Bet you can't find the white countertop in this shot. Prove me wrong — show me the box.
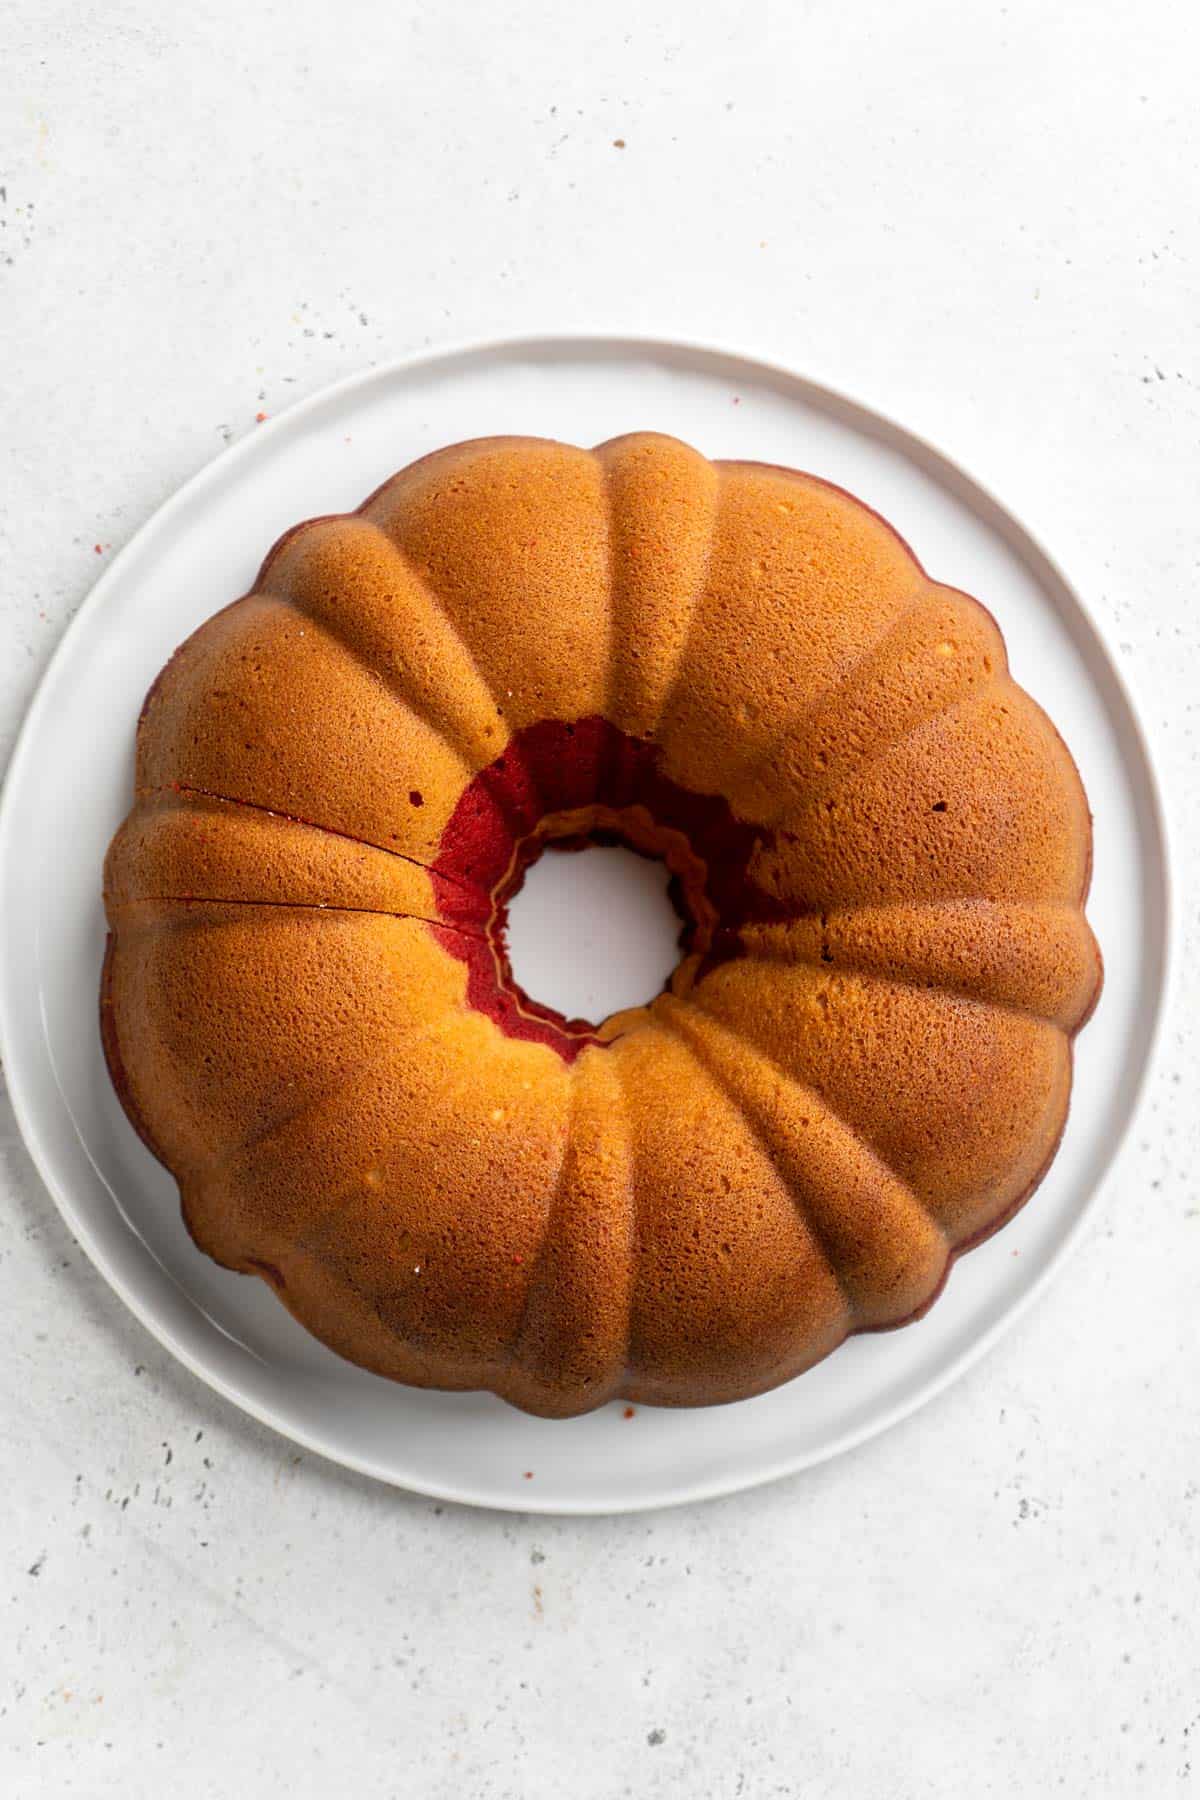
[2,3,1197,1793]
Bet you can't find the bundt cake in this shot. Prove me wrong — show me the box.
[101,432,1102,1418]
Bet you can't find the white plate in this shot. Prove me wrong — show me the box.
[0,335,1172,1514]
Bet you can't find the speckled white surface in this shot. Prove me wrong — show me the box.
[1,2,1196,1793]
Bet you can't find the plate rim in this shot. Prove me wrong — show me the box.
[0,330,1177,1514]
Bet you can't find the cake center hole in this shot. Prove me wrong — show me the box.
[505,844,681,1025]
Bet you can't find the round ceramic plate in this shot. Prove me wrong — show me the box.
[0,335,1171,1514]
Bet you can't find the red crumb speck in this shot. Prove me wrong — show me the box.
[623,1406,635,1420]
[512,1254,524,1266]
[93,544,103,554]
[732,396,741,406]
[255,411,268,423]
[522,1470,533,1480]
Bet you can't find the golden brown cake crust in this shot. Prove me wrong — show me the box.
[101,432,1102,1418]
